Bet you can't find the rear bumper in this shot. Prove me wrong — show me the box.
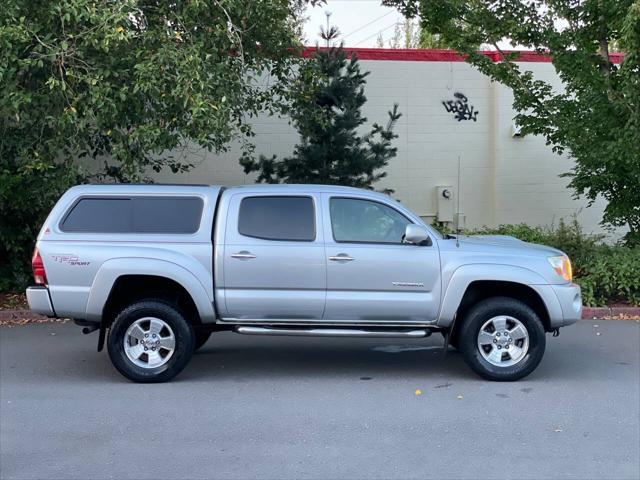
[26,286,56,317]
[551,282,582,326]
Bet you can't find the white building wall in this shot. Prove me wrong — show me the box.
[153,55,609,235]
[491,63,608,232]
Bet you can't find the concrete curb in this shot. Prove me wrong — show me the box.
[581,306,640,319]
[2,307,639,323]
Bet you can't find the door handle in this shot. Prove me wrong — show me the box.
[329,254,354,262]
[231,251,256,259]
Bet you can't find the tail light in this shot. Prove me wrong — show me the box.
[31,248,48,285]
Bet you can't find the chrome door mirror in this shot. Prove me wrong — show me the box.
[404,224,431,245]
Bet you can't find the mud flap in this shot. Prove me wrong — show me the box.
[441,330,451,358]
[97,322,107,352]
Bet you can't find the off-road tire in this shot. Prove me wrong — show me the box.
[459,297,546,381]
[107,300,195,383]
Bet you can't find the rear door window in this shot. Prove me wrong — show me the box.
[60,197,203,234]
[238,196,315,241]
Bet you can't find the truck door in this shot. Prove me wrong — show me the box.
[220,193,326,320]
[322,194,441,323]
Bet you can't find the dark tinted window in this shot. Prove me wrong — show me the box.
[61,198,132,232]
[61,197,203,233]
[132,197,202,233]
[330,197,411,243]
[238,196,315,241]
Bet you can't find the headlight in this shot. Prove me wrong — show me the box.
[548,255,572,281]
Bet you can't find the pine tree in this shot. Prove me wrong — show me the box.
[241,28,401,189]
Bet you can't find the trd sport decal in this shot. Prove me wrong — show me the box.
[51,254,91,266]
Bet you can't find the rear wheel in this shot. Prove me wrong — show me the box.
[459,297,546,381]
[107,300,195,383]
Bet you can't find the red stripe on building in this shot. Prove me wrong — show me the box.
[302,47,624,64]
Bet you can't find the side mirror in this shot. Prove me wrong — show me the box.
[404,224,431,245]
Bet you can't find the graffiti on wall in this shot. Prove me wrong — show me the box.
[442,92,479,122]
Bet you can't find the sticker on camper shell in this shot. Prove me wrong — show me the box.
[51,254,91,266]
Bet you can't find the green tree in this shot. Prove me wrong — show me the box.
[385,19,449,49]
[241,28,402,188]
[385,0,640,244]
[417,27,449,49]
[389,20,420,48]
[0,0,310,289]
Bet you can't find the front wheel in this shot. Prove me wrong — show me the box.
[107,300,195,383]
[459,297,546,381]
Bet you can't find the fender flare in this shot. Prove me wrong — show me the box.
[85,257,216,324]
[437,263,554,328]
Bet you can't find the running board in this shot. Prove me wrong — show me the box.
[234,326,430,338]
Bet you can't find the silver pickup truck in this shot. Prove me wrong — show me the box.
[26,184,582,382]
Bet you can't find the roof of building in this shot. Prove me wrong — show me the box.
[302,47,624,64]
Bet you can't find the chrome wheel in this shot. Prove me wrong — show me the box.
[123,317,175,369]
[477,316,529,367]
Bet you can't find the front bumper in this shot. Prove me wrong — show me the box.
[26,286,56,317]
[550,282,582,326]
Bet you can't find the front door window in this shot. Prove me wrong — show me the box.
[330,197,411,244]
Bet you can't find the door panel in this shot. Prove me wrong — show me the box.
[221,193,326,320]
[322,194,441,322]
[223,243,326,319]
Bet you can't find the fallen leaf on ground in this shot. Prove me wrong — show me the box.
[602,313,640,320]
[415,389,422,395]
[0,293,29,310]
[0,318,69,327]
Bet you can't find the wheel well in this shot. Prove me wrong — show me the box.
[451,281,551,338]
[101,275,201,327]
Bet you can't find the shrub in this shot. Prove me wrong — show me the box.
[0,163,82,291]
[577,246,640,306]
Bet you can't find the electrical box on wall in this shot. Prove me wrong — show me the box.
[511,122,523,137]
[436,185,454,223]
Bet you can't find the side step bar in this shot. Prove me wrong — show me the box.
[234,326,430,338]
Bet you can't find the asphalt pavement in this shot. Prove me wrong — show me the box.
[1,320,639,480]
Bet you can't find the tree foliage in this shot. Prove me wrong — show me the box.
[241,28,402,188]
[380,19,450,49]
[389,20,421,48]
[385,0,640,244]
[0,0,308,289]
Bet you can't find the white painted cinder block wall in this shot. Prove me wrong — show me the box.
[153,53,609,235]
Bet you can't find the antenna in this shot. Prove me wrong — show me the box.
[325,11,332,47]
[456,154,461,248]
